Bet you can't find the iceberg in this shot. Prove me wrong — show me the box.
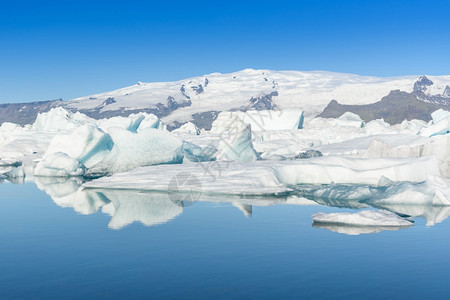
[211,109,304,132]
[364,134,450,177]
[0,159,25,180]
[431,109,450,125]
[33,107,93,132]
[308,113,364,129]
[137,113,165,132]
[420,115,450,137]
[35,152,86,177]
[273,156,440,185]
[86,127,183,177]
[400,119,428,135]
[84,156,440,195]
[215,120,258,162]
[172,122,201,135]
[364,119,395,135]
[84,161,290,196]
[43,124,114,169]
[181,141,216,163]
[96,112,164,133]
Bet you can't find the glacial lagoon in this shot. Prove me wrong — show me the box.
[1,179,450,299]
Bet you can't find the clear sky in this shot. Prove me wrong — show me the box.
[1,0,449,103]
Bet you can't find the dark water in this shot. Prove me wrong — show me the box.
[1,180,450,299]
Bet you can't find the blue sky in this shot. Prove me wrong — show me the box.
[1,0,449,103]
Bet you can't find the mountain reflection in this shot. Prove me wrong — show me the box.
[29,177,450,234]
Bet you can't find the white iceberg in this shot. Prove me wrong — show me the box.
[33,107,94,132]
[431,109,450,125]
[84,156,440,195]
[308,113,364,129]
[0,164,25,180]
[399,119,428,135]
[364,119,395,135]
[211,109,304,132]
[364,134,450,177]
[96,112,164,133]
[273,156,439,185]
[86,127,183,176]
[43,124,113,169]
[215,120,258,162]
[35,152,86,177]
[420,110,450,137]
[172,122,200,135]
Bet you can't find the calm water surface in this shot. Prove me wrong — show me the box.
[1,180,450,299]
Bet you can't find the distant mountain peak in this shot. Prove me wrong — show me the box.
[413,75,434,92]
[444,86,450,97]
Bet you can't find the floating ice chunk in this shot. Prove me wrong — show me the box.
[84,157,439,195]
[365,139,423,159]
[420,115,450,137]
[0,165,25,179]
[84,161,290,196]
[312,210,413,227]
[364,119,395,135]
[0,158,22,167]
[211,109,304,132]
[172,122,200,135]
[86,127,183,177]
[35,152,86,177]
[216,120,258,162]
[97,114,144,132]
[308,115,364,129]
[400,119,428,135]
[372,176,449,206]
[274,156,440,185]
[33,107,93,132]
[44,124,114,168]
[182,141,216,163]
[371,182,433,205]
[137,113,165,132]
[339,112,363,122]
[427,175,450,206]
[431,109,450,125]
[364,134,450,177]
[96,113,163,133]
[0,122,22,133]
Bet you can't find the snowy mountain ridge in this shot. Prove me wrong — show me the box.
[64,69,450,123]
[1,69,450,127]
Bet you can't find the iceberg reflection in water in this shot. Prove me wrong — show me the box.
[29,176,450,234]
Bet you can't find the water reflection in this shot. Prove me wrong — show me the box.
[312,223,411,236]
[25,177,450,234]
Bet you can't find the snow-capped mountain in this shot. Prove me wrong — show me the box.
[1,69,450,127]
